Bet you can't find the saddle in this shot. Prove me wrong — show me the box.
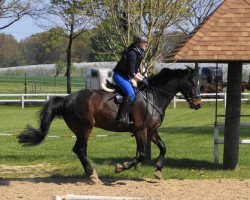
[101,80,126,104]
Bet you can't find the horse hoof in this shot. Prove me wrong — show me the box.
[115,163,124,173]
[89,176,102,185]
[154,170,162,179]
[89,170,102,185]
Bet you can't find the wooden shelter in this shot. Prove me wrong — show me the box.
[165,0,250,169]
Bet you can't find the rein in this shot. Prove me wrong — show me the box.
[147,85,177,97]
[139,73,199,114]
[137,89,165,116]
[136,83,177,117]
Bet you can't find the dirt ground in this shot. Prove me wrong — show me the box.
[0,178,249,200]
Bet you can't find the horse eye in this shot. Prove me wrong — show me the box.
[190,78,196,85]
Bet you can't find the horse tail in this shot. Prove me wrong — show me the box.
[17,96,65,147]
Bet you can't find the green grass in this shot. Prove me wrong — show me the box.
[0,75,85,93]
[0,103,249,180]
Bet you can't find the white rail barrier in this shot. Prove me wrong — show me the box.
[173,93,250,108]
[214,122,250,165]
[0,94,68,108]
[53,194,142,200]
[0,93,249,109]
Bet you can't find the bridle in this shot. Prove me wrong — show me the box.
[146,74,200,102]
[184,75,201,109]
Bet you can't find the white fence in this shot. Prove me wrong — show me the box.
[0,94,68,108]
[0,93,249,109]
[214,122,250,164]
[173,93,250,108]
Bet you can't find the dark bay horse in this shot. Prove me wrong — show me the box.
[18,67,201,183]
[242,81,250,93]
[200,82,227,93]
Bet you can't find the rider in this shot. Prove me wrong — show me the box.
[113,34,148,127]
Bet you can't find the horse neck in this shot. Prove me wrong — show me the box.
[149,75,185,111]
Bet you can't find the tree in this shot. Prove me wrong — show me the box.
[21,28,67,65]
[0,33,24,67]
[175,0,223,33]
[173,0,223,70]
[55,60,66,76]
[89,28,115,62]
[71,31,91,62]
[0,0,38,30]
[90,0,192,74]
[41,0,94,94]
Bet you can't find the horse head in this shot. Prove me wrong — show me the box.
[180,67,202,110]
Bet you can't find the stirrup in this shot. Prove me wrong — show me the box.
[115,117,133,127]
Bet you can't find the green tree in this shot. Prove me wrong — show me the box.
[89,27,115,62]
[176,0,223,33]
[71,31,91,62]
[41,0,95,94]
[91,0,192,73]
[0,34,24,67]
[55,60,66,76]
[21,28,67,65]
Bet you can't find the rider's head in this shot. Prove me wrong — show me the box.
[133,34,148,51]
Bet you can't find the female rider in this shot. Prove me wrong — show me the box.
[113,34,148,127]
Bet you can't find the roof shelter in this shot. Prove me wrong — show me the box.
[165,0,250,169]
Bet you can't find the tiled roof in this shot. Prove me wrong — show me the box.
[165,0,250,62]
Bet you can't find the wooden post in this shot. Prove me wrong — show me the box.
[24,73,27,95]
[223,62,242,169]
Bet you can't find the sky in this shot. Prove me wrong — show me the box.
[0,16,44,41]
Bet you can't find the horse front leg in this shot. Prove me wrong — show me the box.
[151,130,166,179]
[115,129,147,173]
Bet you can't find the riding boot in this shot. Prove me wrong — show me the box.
[115,97,133,127]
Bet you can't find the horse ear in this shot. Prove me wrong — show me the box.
[185,65,193,73]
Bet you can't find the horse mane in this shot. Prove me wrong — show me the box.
[148,68,189,86]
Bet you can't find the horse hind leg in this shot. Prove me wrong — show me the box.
[72,128,101,184]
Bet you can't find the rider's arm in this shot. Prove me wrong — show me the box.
[127,50,144,83]
[126,51,137,78]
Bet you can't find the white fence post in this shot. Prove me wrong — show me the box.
[173,96,176,109]
[21,94,24,108]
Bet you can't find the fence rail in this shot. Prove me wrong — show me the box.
[214,122,250,164]
[0,94,68,108]
[0,93,249,108]
[173,93,250,108]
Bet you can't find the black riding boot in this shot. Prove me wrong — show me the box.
[115,97,133,127]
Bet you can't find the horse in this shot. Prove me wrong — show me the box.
[200,82,227,93]
[17,67,201,183]
[241,81,250,93]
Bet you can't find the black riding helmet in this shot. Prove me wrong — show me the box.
[133,34,148,43]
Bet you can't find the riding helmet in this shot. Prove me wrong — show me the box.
[133,34,148,43]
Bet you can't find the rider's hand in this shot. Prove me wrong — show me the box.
[130,78,137,87]
[134,72,144,81]
[141,78,149,86]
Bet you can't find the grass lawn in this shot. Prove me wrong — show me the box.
[0,102,249,180]
[0,75,85,94]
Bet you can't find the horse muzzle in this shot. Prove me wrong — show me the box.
[188,97,202,110]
